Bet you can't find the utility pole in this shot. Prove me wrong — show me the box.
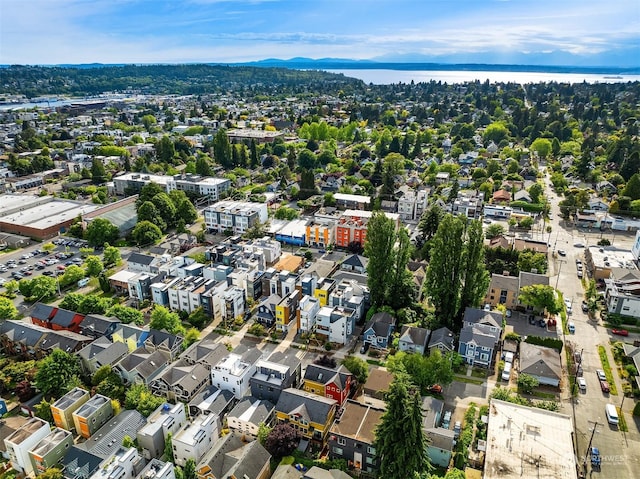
[554,259,566,289]
[572,348,583,395]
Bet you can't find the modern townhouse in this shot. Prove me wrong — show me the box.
[28,428,74,475]
[113,347,171,386]
[227,397,275,440]
[210,347,262,399]
[275,290,300,333]
[203,201,268,235]
[137,403,187,460]
[72,394,114,439]
[88,447,144,479]
[296,294,320,334]
[172,414,218,467]
[50,387,90,432]
[314,305,356,345]
[78,314,121,340]
[135,459,175,479]
[4,417,51,475]
[249,352,302,404]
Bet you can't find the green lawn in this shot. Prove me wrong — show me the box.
[597,345,618,396]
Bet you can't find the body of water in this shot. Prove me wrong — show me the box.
[328,69,640,85]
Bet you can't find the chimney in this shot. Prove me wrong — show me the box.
[503,271,509,276]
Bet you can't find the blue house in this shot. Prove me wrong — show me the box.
[362,312,396,350]
[458,307,502,368]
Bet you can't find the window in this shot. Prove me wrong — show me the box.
[337,437,346,446]
[480,353,489,361]
[367,446,376,454]
[333,447,343,455]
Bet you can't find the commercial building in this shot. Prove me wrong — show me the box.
[585,245,638,280]
[484,400,576,479]
[111,173,230,199]
[604,268,640,318]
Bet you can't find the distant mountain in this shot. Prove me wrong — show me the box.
[236,56,640,75]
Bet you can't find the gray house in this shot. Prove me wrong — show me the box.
[327,400,383,475]
[427,327,455,355]
[519,342,562,388]
[458,307,502,368]
[113,347,171,386]
[149,360,210,403]
[398,325,430,354]
[249,351,301,404]
[78,314,121,340]
[76,337,129,375]
[227,397,275,440]
[136,403,187,460]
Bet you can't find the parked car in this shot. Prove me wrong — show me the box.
[581,301,589,313]
[590,447,601,468]
[442,411,452,429]
[574,242,585,248]
[428,384,443,394]
[577,377,587,392]
[558,250,567,256]
[600,380,610,393]
[611,329,629,336]
[359,343,370,354]
[453,421,461,438]
[596,369,606,381]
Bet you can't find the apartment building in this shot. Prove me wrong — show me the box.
[203,201,268,235]
[397,189,429,221]
[249,352,302,404]
[335,210,399,248]
[227,398,275,440]
[296,294,320,334]
[112,172,230,199]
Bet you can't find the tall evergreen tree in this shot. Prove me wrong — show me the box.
[387,227,414,310]
[425,214,465,329]
[250,139,259,168]
[365,212,396,308]
[459,220,490,317]
[213,128,232,168]
[374,372,430,479]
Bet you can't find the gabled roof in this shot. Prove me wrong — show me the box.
[519,342,562,380]
[362,367,394,394]
[228,397,275,425]
[488,273,519,292]
[127,252,155,265]
[152,360,209,391]
[31,303,56,322]
[428,327,454,349]
[303,364,352,389]
[399,325,430,347]
[459,323,501,349]
[61,446,103,479]
[462,307,502,329]
[197,432,270,479]
[77,337,128,365]
[330,400,383,444]
[365,312,395,337]
[341,254,368,269]
[188,385,235,416]
[81,314,121,335]
[275,388,337,425]
[180,339,227,368]
[0,320,48,347]
[146,328,183,351]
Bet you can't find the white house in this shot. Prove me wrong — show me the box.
[315,305,356,345]
[137,403,187,460]
[90,448,142,479]
[4,418,50,475]
[172,414,218,467]
[297,295,320,334]
[211,349,262,399]
[226,398,275,440]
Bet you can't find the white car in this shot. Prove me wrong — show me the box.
[577,377,587,392]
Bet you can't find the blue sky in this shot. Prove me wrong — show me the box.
[1,0,639,67]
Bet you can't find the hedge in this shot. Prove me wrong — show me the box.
[524,335,563,352]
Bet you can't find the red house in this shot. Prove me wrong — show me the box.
[31,303,86,333]
[302,364,354,406]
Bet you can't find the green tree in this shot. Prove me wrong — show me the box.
[152,193,178,229]
[387,227,414,310]
[182,459,196,479]
[374,372,430,479]
[137,201,166,231]
[42,242,56,253]
[19,276,58,302]
[91,158,107,183]
[156,136,175,163]
[213,129,232,168]
[483,122,509,144]
[39,468,63,479]
[35,349,82,398]
[0,297,18,319]
[459,220,490,314]
[297,149,318,169]
[341,356,369,385]
[485,223,505,239]
[257,422,272,446]
[519,285,562,315]
[517,250,548,274]
[106,304,144,325]
[34,398,55,423]
[103,245,122,266]
[125,383,165,417]
[173,195,198,224]
[84,255,104,277]
[85,218,120,247]
[195,154,213,176]
[386,349,454,393]
[365,212,396,308]
[425,214,465,329]
[164,433,174,463]
[622,173,640,200]
[183,328,200,349]
[530,138,552,158]
[418,204,443,241]
[274,206,299,220]
[59,264,86,288]
[137,182,165,207]
[3,279,18,297]
[92,365,126,403]
[150,305,185,335]
[517,373,540,394]
[132,220,163,246]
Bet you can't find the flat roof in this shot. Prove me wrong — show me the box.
[484,399,576,479]
[587,245,637,270]
[0,199,99,229]
[0,194,49,217]
[334,193,371,204]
